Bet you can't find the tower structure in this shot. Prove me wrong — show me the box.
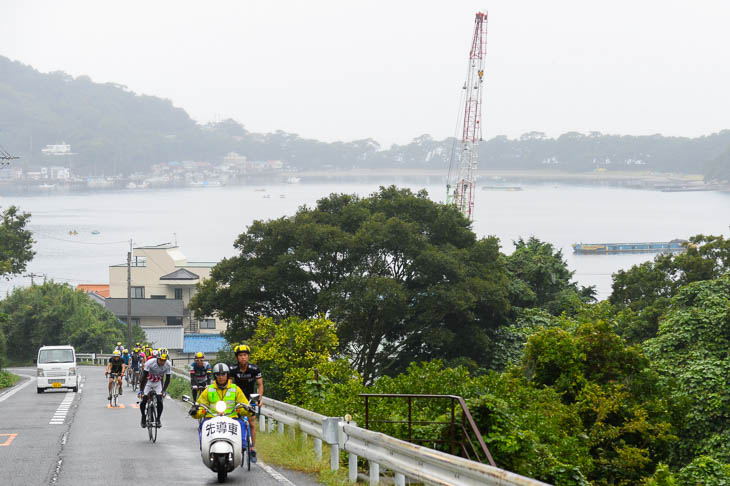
[446,11,488,220]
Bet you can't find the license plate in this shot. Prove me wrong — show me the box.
[51,382,62,388]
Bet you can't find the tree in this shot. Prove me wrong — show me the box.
[0,206,34,278]
[506,237,595,315]
[610,234,730,343]
[192,186,512,383]
[249,315,343,403]
[518,319,675,484]
[643,276,730,464]
[0,282,145,363]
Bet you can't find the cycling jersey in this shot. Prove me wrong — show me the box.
[129,353,142,370]
[144,358,171,383]
[108,357,124,374]
[190,361,212,386]
[121,354,130,365]
[229,363,262,398]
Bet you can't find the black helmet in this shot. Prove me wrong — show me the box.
[212,363,230,376]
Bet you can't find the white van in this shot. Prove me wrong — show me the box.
[36,345,79,393]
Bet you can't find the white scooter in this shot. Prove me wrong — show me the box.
[182,394,258,483]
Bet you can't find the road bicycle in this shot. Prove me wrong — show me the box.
[131,368,140,392]
[144,390,161,443]
[107,373,121,407]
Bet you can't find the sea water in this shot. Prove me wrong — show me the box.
[1,183,728,300]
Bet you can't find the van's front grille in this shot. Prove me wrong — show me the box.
[45,371,67,377]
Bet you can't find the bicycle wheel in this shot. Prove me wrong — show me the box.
[131,372,137,392]
[147,398,157,442]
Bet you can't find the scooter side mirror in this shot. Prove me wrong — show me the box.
[181,395,192,403]
[249,393,260,401]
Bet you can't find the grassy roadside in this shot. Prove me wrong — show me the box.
[0,370,21,390]
[257,430,367,486]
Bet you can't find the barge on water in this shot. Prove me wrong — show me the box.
[572,239,688,255]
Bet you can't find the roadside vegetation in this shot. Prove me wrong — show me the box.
[0,370,20,390]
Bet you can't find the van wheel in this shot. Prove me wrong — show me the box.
[72,386,78,393]
[37,387,44,394]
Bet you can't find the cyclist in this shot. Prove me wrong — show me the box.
[138,352,171,428]
[188,363,254,455]
[113,341,124,354]
[121,349,131,383]
[189,352,212,402]
[105,350,126,400]
[229,344,263,462]
[129,347,143,385]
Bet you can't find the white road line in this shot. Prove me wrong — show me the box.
[0,375,34,403]
[49,391,75,424]
[258,460,297,486]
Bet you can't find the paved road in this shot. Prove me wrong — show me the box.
[0,366,322,485]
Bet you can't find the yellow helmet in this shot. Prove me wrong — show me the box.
[194,352,205,359]
[158,353,168,361]
[234,344,251,355]
[113,350,121,356]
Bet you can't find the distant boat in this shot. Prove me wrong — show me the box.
[90,230,101,235]
[68,230,78,236]
[286,176,301,184]
[572,239,688,255]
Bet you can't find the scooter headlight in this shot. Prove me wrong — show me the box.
[215,400,227,414]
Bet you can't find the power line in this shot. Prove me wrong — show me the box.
[31,230,129,245]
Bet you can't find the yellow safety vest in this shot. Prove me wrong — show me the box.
[206,383,239,417]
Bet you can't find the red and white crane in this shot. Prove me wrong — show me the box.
[446,11,488,221]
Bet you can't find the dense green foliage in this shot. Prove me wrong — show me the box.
[0,282,145,364]
[2,56,729,178]
[192,186,514,383]
[0,370,19,389]
[0,205,34,278]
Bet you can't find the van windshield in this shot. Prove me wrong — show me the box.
[38,349,74,364]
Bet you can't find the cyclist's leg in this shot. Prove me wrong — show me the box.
[117,376,123,395]
[250,415,257,449]
[140,391,148,427]
[156,393,164,424]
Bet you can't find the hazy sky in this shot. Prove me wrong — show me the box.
[3,1,730,148]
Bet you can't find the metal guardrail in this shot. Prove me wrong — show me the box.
[163,369,549,485]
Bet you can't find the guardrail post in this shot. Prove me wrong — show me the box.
[260,415,266,432]
[394,472,405,486]
[277,422,284,435]
[330,443,339,471]
[348,452,358,483]
[369,461,379,485]
[302,431,308,443]
[314,438,322,459]
[268,418,275,433]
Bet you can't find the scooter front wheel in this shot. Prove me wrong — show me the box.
[216,454,228,483]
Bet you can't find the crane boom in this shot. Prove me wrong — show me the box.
[446,11,488,221]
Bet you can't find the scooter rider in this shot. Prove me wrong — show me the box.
[189,352,212,402]
[138,352,171,428]
[188,363,253,451]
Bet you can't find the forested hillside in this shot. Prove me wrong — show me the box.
[1,56,729,180]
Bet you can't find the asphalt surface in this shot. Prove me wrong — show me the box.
[0,366,323,485]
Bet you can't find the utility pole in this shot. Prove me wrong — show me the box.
[127,239,132,351]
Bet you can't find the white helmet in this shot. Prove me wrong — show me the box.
[212,363,230,376]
